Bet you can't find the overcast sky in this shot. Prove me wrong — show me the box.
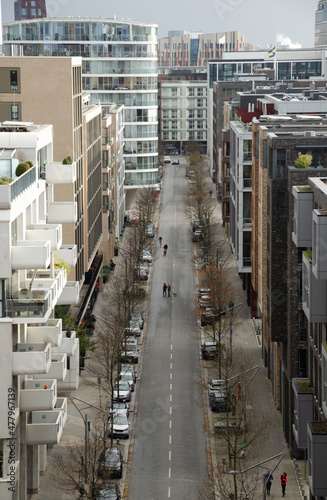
[1,0,318,49]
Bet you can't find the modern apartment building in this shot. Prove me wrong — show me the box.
[3,17,159,197]
[14,0,47,20]
[158,30,258,69]
[315,0,327,48]
[0,57,104,324]
[0,122,80,498]
[159,73,207,154]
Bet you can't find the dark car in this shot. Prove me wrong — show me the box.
[201,341,219,360]
[120,343,139,364]
[172,159,180,165]
[192,230,203,242]
[97,483,121,499]
[98,447,123,479]
[201,308,219,326]
[192,220,202,232]
[210,392,228,412]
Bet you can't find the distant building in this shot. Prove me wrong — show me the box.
[14,0,47,20]
[158,71,207,154]
[158,31,258,69]
[315,0,327,48]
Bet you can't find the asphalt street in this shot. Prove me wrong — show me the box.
[128,159,207,499]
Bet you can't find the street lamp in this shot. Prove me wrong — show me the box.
[229,301,234,363]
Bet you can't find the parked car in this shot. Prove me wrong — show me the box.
[131,313,144,329]
[120,343,139,364]
[192,230,203,242]
[120,364,137,382]
[136,268,148,281]
[140,250,152,262]
[125,320,141,337]
[201,342,219,360]
[138,262,149,275]
[201,308,219,326]
[113,382,131,402]
[192,220,202,232]
[109,402,129,418]
[164,156,171,163]
[98,447,123,479]
[119,371,135,391]
[172,159,180,165]
[210,393,228,412]
[110,414,130,439]
[208,379,226,397]
[97,483,121,499]
[145,222,155,238]
[198,293,211,308]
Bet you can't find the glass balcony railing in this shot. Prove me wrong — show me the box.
[6,290,51,320]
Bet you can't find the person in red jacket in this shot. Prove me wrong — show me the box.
[280,472,288,497]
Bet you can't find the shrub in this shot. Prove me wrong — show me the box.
[15,162,30,177]
[295,154,312,169]
[0,177,13,185]
[62,156,73,165]
[26,160,34,168]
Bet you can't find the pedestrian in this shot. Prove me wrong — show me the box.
[280,472,287,497]
[209,190,213,198]
[163,283,167,297]
[265,471,273,495]
[163,243,168,256]
[167,283,171,297]
[159,236,162,247]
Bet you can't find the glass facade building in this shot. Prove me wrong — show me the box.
[315,0,327,48]
[3,18,159,187]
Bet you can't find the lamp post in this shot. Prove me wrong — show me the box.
[229,301,234,363]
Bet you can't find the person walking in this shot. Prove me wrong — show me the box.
[163,283,167,297]
[167,283,171,297]
[280,472,287,497]
[265,471,273,495]
[159,236,162,247]
[163,243,168,256]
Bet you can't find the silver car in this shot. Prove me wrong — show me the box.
[119,372,135,392]
[113,382,131,402]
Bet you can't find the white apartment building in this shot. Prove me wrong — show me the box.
[0,122,80,498]
[3,18,159,195]
[159,80,207,153]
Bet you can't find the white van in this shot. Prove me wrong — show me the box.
[164,156,171,163]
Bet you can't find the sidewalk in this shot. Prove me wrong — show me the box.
[199,171,306,499]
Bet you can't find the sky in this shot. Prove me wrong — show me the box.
[1,0,318,49]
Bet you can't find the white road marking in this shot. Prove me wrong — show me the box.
[170,407,172,415]
[170,353,173,360]
[170,420,172,428]
[170,373,172,380]
[170,394,172,402]
[171,344,173,350]
[169,435,172,445]
[170,363,172,370]
[170,383,172,390]
[169,451,171,461]
[168,486,171,498]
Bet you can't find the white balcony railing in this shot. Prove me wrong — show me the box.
[55,397,68,427]
[53,331,77,356]
[21,379,57,412]
[12,342,51,375]
[26,410,63,445]
[46,161,77,184]
[35,353,67,381]
[11,240,51,270]
[27,319,63,347]
[55,245,78,267]
[57,281,80,305]
[25,223,62,251]
[47,202,78,224]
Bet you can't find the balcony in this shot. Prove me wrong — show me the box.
[26,410,63,445]
[0,165,37,209]
[57,341,80,391]
[45,161,77,184]
[11,240,51,270]
[292,186,313,247]
[53,331,78,356]
[292,378,313,449]
[55,245,77,267]
[26,223,62,251]
[20,379,57,412]
[302,251,327,323]
[35,353,67,381]
[307,421,327,497]
[6,290,52,324]
[243,151,252,162]
[313,209,327,280]
[47,202,78,224]
[12,342,51,375]
[27,319,62,347]
[321,343,327,419]
[55,397,68,427]
[57,281,80,305]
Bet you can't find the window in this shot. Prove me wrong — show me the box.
[278,190,286,219]
[103,195,109,213]
[10,71,18,91]
[189,88,195,97]
[11,105,18,121]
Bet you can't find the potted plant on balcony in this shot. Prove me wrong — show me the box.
[20,288,29,295]
[54,256,71,277]
[15,162,31,177]
[62,156,73,165]
[295,154,312,169]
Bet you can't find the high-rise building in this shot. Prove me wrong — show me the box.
[315,0,327,48]
[3,18,159,201]
[14,0,47,20]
